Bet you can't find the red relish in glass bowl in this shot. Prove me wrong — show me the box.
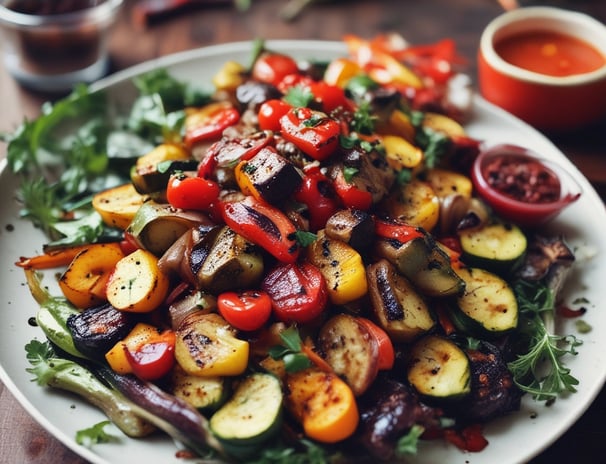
[471,144,581,227]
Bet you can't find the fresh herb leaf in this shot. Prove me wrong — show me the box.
[269,326,313,373]
[415,127,451,168]
[284,86,314,108]
[293,230,317,247]
[345,74,379,102]
[350,102,376,134]
[250,438,335,464]
[395,424,425,457]
[508,280,582,401]
[76,421,117,447]
[343,166,359,183]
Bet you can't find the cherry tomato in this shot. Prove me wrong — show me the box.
[166,172,220,211]
[258,99,293,132]
[124,330,176,381]
[252,52,300,87]
[261,262,328,323]
[357,318,395,370]
[217,290,272,331]
[279,107,341,161]
[184,103,240,148]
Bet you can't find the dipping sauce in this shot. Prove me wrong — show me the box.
[494,31,606,77]
[482,154,561,204]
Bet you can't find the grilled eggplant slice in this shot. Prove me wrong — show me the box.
[324,208,375,251]
[66,303,136,361]
[366,259,435,342]
[317,313,379,396]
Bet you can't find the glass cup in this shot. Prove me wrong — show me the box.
[0,0,123,93]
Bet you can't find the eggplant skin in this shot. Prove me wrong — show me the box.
[357,377,444,460]
[453,341,522,422]
[67,303,136,361]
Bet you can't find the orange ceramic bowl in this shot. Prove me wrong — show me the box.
[478,7,606,131]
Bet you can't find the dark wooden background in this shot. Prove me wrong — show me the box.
[1,0,605,462]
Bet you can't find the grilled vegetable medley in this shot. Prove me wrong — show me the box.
[7,35,583,462]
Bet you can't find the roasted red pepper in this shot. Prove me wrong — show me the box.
[444,424,489,452]
[261,262,328,323]
[331,168,373,211]
[279,107,341,161]
[374,217,424,242]
[294,165,340,231]
[219,196,300,263]
[184,103,240,147]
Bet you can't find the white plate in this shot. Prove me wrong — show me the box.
[1,40,605,464]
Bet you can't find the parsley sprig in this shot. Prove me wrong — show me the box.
[508,280,582,402]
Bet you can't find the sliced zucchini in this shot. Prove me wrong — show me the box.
[407,335,471,399]
[171,365,228,413]
[459,222,527,276]
[210,372,283,459]
[452,266,518,337]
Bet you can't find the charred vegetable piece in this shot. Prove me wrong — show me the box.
[451,266,519,337]
[92,184,146,230]
[234,146,303,205]
[285,367,359,443]
[459,222,527,276]
[67,303,136,361]
[357,378,444,461]
[175,312,249,377]
[170,365,228,413]
[380,179,440,231]
[317,314,379,396]
[106,249,170,313]
[220,195,300,263]
[195,226,264,294]
[407,335,471,399]
[130,144,195,195]
[210,372,283,459]
[306,229,368,305]
[126,201,212,256]
[374,233,465,297]
[366,259,436,343]
[324,208,375,251]
[454,341,522,422]
[58,242,125,309]
[96,366,225,458]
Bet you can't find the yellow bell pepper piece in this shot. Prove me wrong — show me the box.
[323,58,363,88]
[382,135,424,170]
[212,60,246,91]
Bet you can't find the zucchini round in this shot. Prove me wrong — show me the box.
[407,335,471,399]
[210,372,283,459]
[458,222,527,276]
[452,266,518,337]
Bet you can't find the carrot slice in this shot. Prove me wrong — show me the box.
[15,245,93,270]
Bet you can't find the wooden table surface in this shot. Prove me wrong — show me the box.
[1,0,605,463]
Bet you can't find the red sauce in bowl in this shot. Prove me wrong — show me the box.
[494,31,606,77]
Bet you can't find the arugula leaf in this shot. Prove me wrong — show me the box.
[76,421,117,447]
[508,280,582,401]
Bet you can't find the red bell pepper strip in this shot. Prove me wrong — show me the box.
[279,107,341,161]
[184,104,240,148]
[444,424,489,452]
[294,165,341,232]
[374,217,424,242]
[331,168,373,211]
[219,196,300,263]
[261,262,328,323]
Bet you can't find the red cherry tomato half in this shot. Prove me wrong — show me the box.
[124,331,176,381]
[217,290,273,331]
[258,99,293,132]
[252,52,300,87]
[357,318,395,370]
[261,262,328,323]
[166,173,220,211]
